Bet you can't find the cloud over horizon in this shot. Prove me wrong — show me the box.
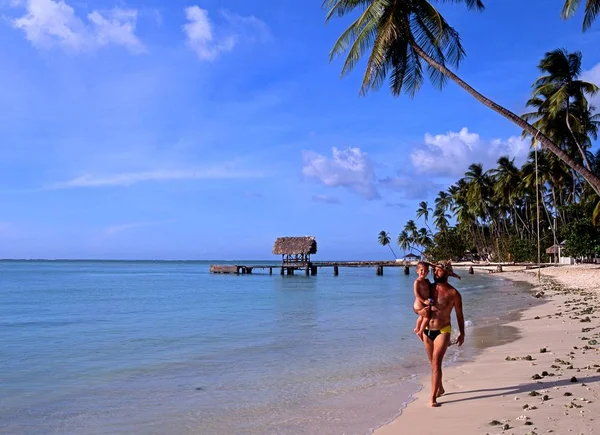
[46,166,263,189]
[410,127,530,177]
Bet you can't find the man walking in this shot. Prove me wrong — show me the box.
[416,261,465,407]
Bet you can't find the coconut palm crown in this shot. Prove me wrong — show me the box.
[324,0,484,97]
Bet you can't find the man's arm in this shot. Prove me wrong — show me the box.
[454,290,465,346]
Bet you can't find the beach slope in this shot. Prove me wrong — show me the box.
[374,265,600,435]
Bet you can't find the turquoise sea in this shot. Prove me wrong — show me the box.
[0,261,535,435]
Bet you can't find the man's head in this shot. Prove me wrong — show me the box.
[434,261,459,283]
[416,261,429,278]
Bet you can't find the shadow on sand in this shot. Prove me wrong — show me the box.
[440,375,600,404]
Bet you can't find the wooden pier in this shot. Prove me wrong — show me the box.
[209,261,414,276]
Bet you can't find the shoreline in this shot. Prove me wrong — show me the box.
[373,264,600,435]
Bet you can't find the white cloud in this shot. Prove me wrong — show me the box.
[183,6,268,61]
[46,167,263,189]
[302,147,380,200]
[312,194,340,204]
[11,0,144,53]
[410,128,529,177]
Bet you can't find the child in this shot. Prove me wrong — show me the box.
[413,261,433,341]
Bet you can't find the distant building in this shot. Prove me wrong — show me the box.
[403,253,420,261]
[546,242,572,264]
[273,236,317,265]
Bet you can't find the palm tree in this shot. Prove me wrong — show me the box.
[433,208,450,232]
[524,49,599,170]
[562,0,600,30]
[397,230,412,252]
[324,0,600,194]
[416,227,433,249]
[416,201,433,232]
[378,230,398,258]
[434,191,452,214]
[404,219,419,239]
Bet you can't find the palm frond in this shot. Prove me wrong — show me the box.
[561,0,581,18]
[435,0,485,11]
[583,0,600,30]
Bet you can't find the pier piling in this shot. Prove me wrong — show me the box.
[333,266,339,276]
[404,266,410,275]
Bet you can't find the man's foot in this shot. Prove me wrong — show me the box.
[430,399,440,407]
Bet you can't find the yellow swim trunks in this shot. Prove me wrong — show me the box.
[424,325,452,341]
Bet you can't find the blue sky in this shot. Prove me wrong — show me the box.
[0,0,599,260]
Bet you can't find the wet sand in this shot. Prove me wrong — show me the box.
[373,264,600,435]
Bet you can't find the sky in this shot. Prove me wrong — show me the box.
[0,0,599,260]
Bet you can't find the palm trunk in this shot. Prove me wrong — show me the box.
[388,244,398,259]
[566,107,593,170]
[410,42,600,197]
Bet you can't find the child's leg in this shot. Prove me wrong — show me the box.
[417,313,430,335]
[414,316,424,333]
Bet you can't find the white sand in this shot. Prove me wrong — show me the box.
[373,264,600,435]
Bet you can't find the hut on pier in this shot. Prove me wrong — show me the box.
[272,236,317,265]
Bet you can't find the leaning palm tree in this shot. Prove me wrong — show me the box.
[378,230,398,258]
[524,49,599,170]
[323,0,600,194]
[562,0,600,30]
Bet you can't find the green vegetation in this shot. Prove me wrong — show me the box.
[323,0,600,195]
[324,2,600,261]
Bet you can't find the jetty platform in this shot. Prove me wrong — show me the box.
[209,261,412,276]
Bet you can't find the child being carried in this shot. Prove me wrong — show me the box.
[413,261,434,341]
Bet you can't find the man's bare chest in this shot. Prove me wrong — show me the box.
[433,289,454,311]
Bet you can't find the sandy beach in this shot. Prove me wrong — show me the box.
[374,264,600,435]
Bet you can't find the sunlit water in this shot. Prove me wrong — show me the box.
[0,261,535,435]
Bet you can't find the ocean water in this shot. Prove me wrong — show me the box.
[0,261,535,435]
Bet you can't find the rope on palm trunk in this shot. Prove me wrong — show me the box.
[534,133,541,283]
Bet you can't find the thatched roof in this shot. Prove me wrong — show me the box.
[273,236,317,255]
[404,253,419,258]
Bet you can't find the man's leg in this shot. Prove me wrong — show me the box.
[430,334,451,406]
[422,335,439,406]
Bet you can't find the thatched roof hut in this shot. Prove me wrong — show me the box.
[273,236,317,265]
[273,236,317,255]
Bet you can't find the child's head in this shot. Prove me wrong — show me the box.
[416,261,429,277]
